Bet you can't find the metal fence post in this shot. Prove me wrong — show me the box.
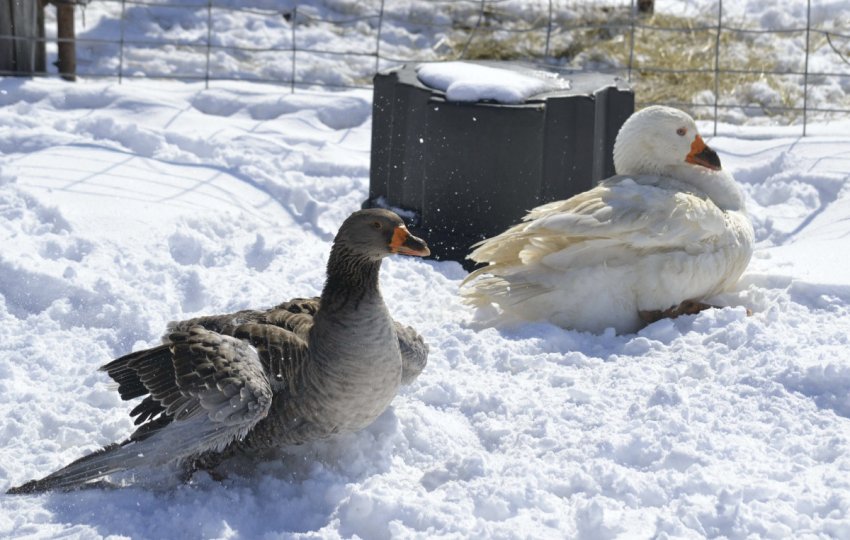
[627,0,636,82]
[713,0,722,135]
[36,0,47,72]
[544,0,553,59]
[459,0,486,60]
[374,0,385,75]
[118,0,125,83]
[205,0,212,89]
[802,0,811,136]
[290,6,296,93]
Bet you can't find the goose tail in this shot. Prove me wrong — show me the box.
[6,440,146,494]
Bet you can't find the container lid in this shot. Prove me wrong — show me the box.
[394,60,628,105]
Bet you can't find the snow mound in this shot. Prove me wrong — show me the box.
[416,62,569,103]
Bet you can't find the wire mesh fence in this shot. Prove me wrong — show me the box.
[3,0,850,135]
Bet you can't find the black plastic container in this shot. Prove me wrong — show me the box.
[365,61,634,268]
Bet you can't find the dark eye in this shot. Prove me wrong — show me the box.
[371,221,382,229]
[676,127,687,136]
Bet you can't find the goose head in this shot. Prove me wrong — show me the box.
[613,106,745,211]
[333,209,430,262]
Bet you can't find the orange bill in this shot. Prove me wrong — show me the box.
[389,226,430,257]
[685,135,722,170]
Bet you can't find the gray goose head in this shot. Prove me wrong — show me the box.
[322,209,429,308]
[331,209,430,262]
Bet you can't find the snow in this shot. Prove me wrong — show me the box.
[416,62,569,103]
[1,1,850,539]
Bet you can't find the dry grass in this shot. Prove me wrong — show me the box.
[441,7,805,122]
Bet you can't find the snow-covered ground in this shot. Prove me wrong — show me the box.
[2,74,850,540]
[1,1,850,538]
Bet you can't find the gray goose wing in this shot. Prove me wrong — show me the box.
[7,326,290,493]
[166,326,274,435]
[102,324,308,453]
[108,307,309,427]
[272,296,427,385]
[274,296,320,316]
[394,322,428,385]
[266,296,319,340]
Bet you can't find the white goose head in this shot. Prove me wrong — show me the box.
[613,106,745,211]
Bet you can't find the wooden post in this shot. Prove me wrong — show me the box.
[56,1,76,81]
[0,0,42,74]
[0,1,13,72]
[36,0,47,72]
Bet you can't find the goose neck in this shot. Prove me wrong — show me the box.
[319,244,383,313]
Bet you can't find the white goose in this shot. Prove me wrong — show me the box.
[461,106,754,334]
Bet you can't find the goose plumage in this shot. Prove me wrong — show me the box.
[8,209,430,494]
[461,106,754,334]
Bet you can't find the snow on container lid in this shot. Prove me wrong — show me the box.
[416,61,571,104]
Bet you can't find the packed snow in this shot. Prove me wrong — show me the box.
[2,0,850,539]
[416,62,569,103]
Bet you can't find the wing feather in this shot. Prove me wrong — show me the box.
[101,320,309,455]
[167,326,274,428]
[394,322,429,385]
[466,175,728,279]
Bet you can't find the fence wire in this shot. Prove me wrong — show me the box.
[3,0,850,135]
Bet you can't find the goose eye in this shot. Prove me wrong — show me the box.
[676,127,687,137]
[372,221,382,230]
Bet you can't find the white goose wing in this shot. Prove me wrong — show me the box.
[466,175,728,279]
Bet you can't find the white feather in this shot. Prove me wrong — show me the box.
[462,106,755,334]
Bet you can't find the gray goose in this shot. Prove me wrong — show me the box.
[8,209,430,494]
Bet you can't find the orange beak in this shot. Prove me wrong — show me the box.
[389,225,430,257]
[685,135,722,170]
